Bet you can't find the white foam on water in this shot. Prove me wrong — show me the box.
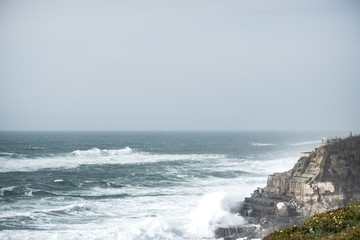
[289,140,321,146]
[27,145,44,150]
[0,147,227,172]
[126,218,177,240]
[186,191,245,238]
[251,142,277,146]
[0,174,261,240]
[24,188,34,197]
[0,201,94,219]
[243,157,298,175]
[0,145,307,239]
[71,147,133,157]
[0,186,16,195]
[0,229,123,240]
[0,152,15,156]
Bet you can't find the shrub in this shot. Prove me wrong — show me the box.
[264,201,360,240]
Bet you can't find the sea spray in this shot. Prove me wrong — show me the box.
[128,219,176,240]
[186,191,245,238]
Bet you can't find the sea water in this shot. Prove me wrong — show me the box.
[0,131,343,239]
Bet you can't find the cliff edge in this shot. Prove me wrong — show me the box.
[216,134,360,239]
[243,135,360,237]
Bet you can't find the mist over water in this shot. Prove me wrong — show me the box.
[0,131,346,239]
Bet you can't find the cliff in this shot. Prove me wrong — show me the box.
[216,135,360,239]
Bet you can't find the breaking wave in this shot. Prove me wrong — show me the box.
[251,142,277,146]
[186,191,245,238]
[0,147,227,173]
[71,147,133,157]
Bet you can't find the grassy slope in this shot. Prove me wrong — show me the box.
[264,201,360,240]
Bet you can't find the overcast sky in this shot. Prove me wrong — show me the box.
[0,0,359,131]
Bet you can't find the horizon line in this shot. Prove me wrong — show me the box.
[0,129,355,133]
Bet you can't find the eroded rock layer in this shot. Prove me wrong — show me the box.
[240,135,360,233]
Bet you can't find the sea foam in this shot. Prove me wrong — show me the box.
[71,147,133,157]
[251,142,277,146]
[0,147,227,173]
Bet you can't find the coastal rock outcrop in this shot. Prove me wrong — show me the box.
[216,135,360,239]
[245,135,360,234]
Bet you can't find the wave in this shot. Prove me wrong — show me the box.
[0,186,16,196]
[123,190,248,239]
[243,157,298,175]
[0,147,227,173]
[0,183,131,200]
[0,229,132,240]
[0,152,27,158]
[186,191,245,238]
[26,145,44,150]
[0,203,94,220]
[71,147,133,157]
[251,142,277,146]
[289,140,321,146]
[0,152,15,156]
[0,186,57,198]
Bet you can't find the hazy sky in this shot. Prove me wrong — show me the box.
[1,0,359,131]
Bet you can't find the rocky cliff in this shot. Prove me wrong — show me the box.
[216,135,360,239]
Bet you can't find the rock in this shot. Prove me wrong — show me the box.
[239,135,360,231]
[214,225,259,239]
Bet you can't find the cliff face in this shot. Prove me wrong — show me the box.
[234,135,360,238]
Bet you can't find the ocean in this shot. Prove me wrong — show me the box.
[0,131,344,240]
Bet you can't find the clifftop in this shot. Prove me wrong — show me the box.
[264,200,360,240]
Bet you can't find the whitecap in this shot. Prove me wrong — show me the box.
[0,186,16,196]
[24,188,33,197]
[71,147,133,158]
[0,147,227,172]
[0,152,15,156]
[251,142,277,146]
[27,145,43,150]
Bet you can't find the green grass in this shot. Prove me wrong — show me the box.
[264,201,360,240]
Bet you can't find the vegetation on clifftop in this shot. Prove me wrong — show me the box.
[264,201,360,240]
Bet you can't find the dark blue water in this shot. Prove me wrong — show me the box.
[0,131,344,239]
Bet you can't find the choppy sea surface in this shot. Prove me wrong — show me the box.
[0,131,345,240]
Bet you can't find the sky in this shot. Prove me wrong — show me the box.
[0,0,359,131]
